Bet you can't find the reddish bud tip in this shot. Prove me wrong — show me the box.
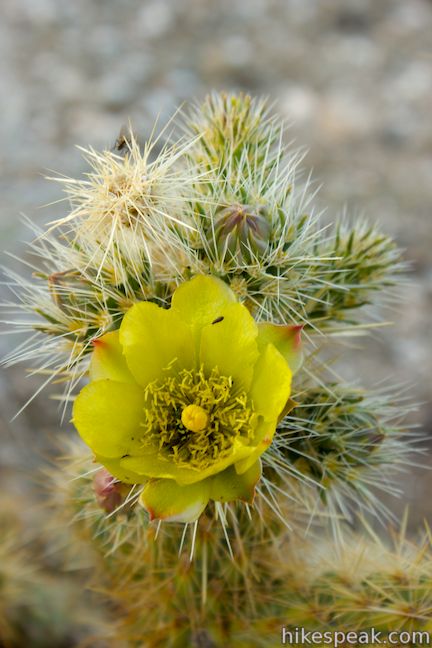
[91,337,105,348]
[93,468,125,513]
[287,324,304,347]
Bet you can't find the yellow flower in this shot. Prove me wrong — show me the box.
[72,276,302,523]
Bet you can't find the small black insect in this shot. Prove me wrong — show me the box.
[211,316,224,324]
[113,124,135,153]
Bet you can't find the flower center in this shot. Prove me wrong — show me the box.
[181,404,209,432]
[139,366,256,470]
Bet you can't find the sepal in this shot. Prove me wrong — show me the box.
[139,479,210,523]
[257,322,303,375]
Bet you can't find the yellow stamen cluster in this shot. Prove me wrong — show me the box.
[140,366,256,470]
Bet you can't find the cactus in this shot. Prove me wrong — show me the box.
[178,93,405,327]
[46,442,431,647]
[1,93,428,645]
[277,383,422,522]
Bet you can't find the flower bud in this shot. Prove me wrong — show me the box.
[211,204,271,262]
[93,468,126,514]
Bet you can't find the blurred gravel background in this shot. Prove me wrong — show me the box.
[1,0,431,546]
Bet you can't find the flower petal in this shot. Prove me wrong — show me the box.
[278,397,298,423]
[119,302,195,387]
[234,419,275,474]
[171,275,237,338]
[120,437,254,485]
[72,380,145,458]
[249,343,292,421]
[209,459,262,504]
[94,455,147,484]
[89,331,135,383]
[199,303,259,391]
[257,323,303,375]
[139,478,210,523]
[120,453,201,483]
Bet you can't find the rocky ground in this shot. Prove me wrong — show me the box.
[0,0,431,543]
